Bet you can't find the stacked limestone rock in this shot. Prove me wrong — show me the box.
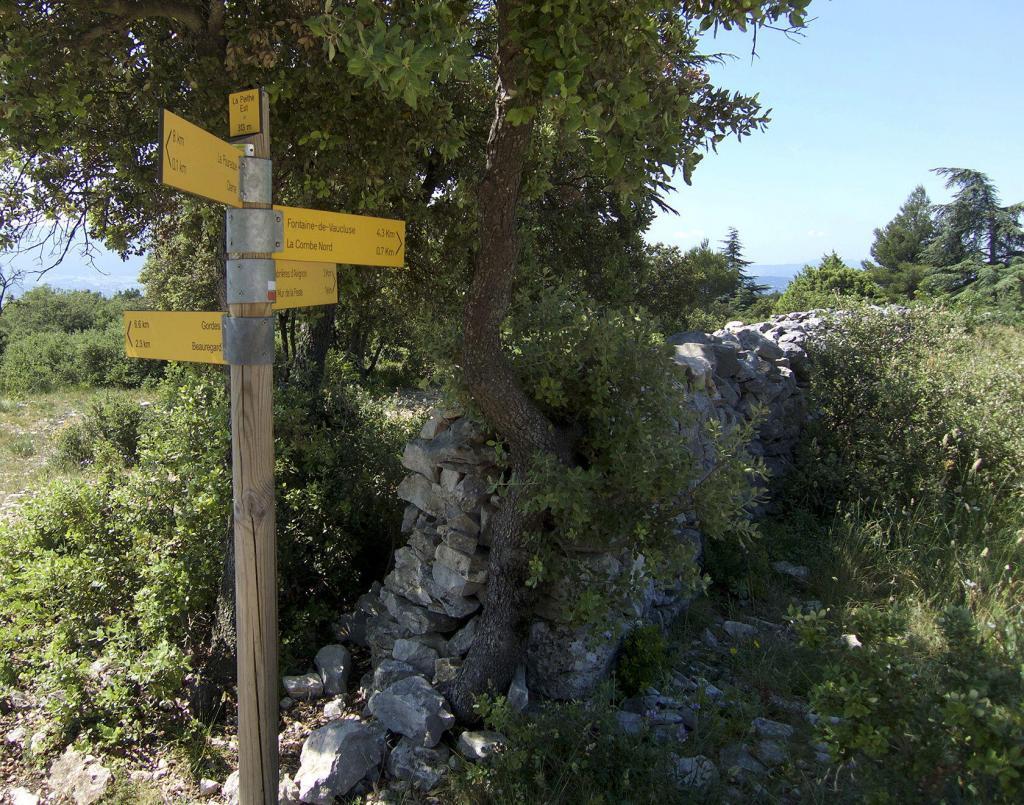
[281,311,831,801]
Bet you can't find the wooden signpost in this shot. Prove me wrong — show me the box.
[123,90,404,804]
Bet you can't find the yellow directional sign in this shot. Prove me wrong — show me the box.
[273,205,405,268]
[273,261,338,310]
[123,311,225,364]
[229,89,262,138]
[158,109,241,207]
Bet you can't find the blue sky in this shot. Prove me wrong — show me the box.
[6,0,1024,292]
[648,0,1024,269]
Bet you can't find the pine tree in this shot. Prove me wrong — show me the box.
[721,227,767,306]
[924,168,1024,266]
[870,186,936,270]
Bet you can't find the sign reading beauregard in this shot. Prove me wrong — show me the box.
[123,311,225,364]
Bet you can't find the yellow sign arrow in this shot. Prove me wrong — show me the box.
[228,89,262,138]
[159,109,241,207]
[273,205,405,268]
[273,261,338,310]
[123,311,226,364]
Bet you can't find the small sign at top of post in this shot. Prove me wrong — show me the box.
[229,88,263,138]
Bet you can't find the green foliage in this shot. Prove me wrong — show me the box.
[787,306,1024,512]
[766,305,1024,802]
[774,253,883,312]
[274,380,415,667]
[617,625,669,696]
[919,257,1024,320]
[800,602,1023,802]
[636,241,743,332]
[870,185,936,270]
[924,167,1024,266]
[444,689,678,803]
[0,286,157,394]
[0,371,230,745]
[54,392,148,468]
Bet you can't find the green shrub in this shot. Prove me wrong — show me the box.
[0,370,230,746]
[772,305,1024,802]
[616,625,669,696]
[0,365,414,748]
[800,603,1024,802]
[787,306,1024,514]
[274,380,415,668]
[55,392,149,468]
[484,283,760,617]
[774,252,883,313]
[0,322,157,395]
[444,690,678,803]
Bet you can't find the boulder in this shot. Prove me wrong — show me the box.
[771,560,810,583]
[369,660,420,695]
[446,616,479,657]
[673,755,719,792]
[456,730,507,761]
[722,620,757,642]
[381,589,460,636]
[751,717,794,740]
[315,644,352,697]
[752,739,789,767]
[293,719,385,804]
[47,747,112,805]
[393,638,440,677]
[282,672,324,701]
[719,743,767,778]
[401,441,440,482]
[526,619,620,700]
[8,788,40,805]
[507,664,528,713]
[387,737,449,791]
[396,474,443,517]
[368,676,455,747]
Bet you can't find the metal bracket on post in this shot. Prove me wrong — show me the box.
[225,208,284,254]
[239,157,272,204]
[221,315,275,365]
[226,258,277,304]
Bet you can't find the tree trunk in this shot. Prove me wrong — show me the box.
[446,0,573,722]
[293,305,336,389]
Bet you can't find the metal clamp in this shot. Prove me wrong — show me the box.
[225,208,283,254]
[226,258,277,304]
[239,157,272,204]
[221,315,275,365]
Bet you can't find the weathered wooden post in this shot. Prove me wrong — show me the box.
[129,89,405,804]
[224,89,280,804]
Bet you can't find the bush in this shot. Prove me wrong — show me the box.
[797,602,1024,802]
[0,364,415,748]
[0,286,157,394]
[773,304,1024,802]
[55,392,149,468]
[617,625,669,696]
[774,253,883,313]
[786,306,1024,513]
[444,690,678,803]
[0,322,157,394]
[274,381,416,668]
[0,370,230,746]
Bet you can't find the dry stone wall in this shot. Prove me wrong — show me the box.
[282,311,832,800]
[343,311,826,708]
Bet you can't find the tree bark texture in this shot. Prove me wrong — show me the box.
[448,0,573,721]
